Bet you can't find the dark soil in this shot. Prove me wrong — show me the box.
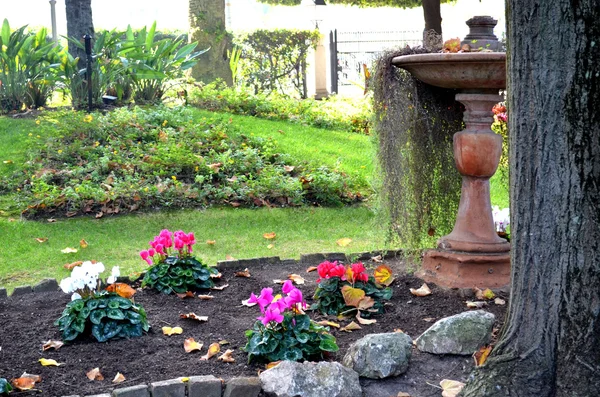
[0,258,508,396]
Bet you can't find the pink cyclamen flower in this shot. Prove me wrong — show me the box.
[174,237,184,250]
[148,248,156,256]
[258,307,284,326]
[140,250,149,260]
[284,288,304,309]
[155,244,164,255]
[248,288,274,312]
[282,280,294,294]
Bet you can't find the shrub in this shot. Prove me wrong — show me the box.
[55,262,150,342]
[312,261,393,318]
[140,229,218,294]
[243,281,338,363]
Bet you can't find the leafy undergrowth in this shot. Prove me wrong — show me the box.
[1,106,364,218]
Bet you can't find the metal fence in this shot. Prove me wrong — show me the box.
[330,30,421,94]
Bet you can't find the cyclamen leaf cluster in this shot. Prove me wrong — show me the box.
[244,281,338,363]
[140,229,218,294]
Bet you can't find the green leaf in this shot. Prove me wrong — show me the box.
[318,335,339,352]
[78,306,91,320]
[0,378,13,394]
[283,348,303,361]
[71,317,86,333]
[89,308,106,325]
[1,19,10,45]
[86,299,100,310]
[107,308,125,320]
[146,21,157,50]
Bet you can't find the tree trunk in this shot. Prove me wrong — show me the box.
[188,0,233,85]
[65,0,94,66]
[422,0,442,35]
[461,1,600,396]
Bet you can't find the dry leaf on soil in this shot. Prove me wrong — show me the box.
[79,239,88,249]
[175,291,196,299]
[86,368,104,381]
[266,361,281,370]
[466,301,487,309]
[336,237,352,247]
[35,237,48,243]
[11,377,37,391]
[180,313,208,322]
[61,247,78,254]
[162,326,183,336]
[219,340,230,345]
[356,312,377,325]
[316,320,340,328]
[242,298,257,307]
[105,283,136,299]
[42,340,64,351]
[440,379,465,397]
[357,296,376,311]
[340,321,362,332]
[200,343,221,361]
[423,317,436,323]
[341,285,366,307]
[263,232,276,240]
[184,338,203,353]
[473,345,493,367]
[198,295,214,300]
[288,274,305,285]
[63,261,83,270]
[38,358,61,366]
[409,283,432,297]
[210,272,222,279]
[211,284,229,291]
[374,264,395,286]
[218,349,235,363]
[18,373,41,383]
[235,268,251,278]
[306,266,318,273]
[474,287,496,300]
[112,373,126,384]
[494,297,506,305]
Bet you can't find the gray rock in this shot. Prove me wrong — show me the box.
[342,332,413,379]
[112,384,150,397]
[85,394,111,397]
[415,310,495,355]
[260,361,362,397]
[10,285,32,296]
[223,377,261,397]
[188,375,222,397]
[150,378,185,397]
[33,278,59,293]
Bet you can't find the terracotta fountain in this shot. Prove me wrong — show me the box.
[392,16,510,289]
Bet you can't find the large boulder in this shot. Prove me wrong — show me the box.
[342,332,413,379]
[415,310,495,355]
[259,360,361,397]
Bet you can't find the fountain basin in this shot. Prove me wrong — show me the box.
[391,53,506,90]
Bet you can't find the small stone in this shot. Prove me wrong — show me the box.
[10,286,32,297]
[260,361,361,397]
[223,377,261,397]
[343,332,413,379]
[150,378,185,397]
[33,278,59,293]
[112,384,150,397]
[415,310,495,355]
[188,375,222,397]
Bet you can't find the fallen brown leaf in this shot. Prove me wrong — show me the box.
[112,373,126,384]
[35,237,48,243]
[86,367,104,381]
[356,312,377,325]
[288,274,305,285]
[409,283,432,297]
[184,338,203,353]
[218,349,235,363]
[210,272,222,279]
[79,239,88,249]
[211,284,229,291]
[47,218,56,223]
[340,321,362,332]
[206,240,216,245]
[266,361,281,369]
[473,345,493,367]
[42,340,64,351]
[176,291,196,299]
[198,294,214,300]
[263,232,276,240]
[200,343,220,361]
[162,326,183,336]
[225,255,235,261]
[61,247,78,254]
[466,301,487,309]
[63,261,83,270]
[336,237,352,247]
[180,313,208,322]
[306,266,318,273]
[11,377,37,391]
[235,268,251,278]
[440,379,465,397]
[316,320,340,328]
[494,297,506,305]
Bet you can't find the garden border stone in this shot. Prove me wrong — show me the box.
[33,278,59,292]
[188,375,223,397]
[10,285,33,296]
[150,378,186,397]
[223,377,261,397]
[0,287,6,299]
[112,384,150,397]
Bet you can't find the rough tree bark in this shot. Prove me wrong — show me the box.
[188,0,233,85]
[461,1,600,396]
[65,0,94,66]
[421,0,442,50]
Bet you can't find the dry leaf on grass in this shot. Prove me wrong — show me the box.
[440,379,465,397]
[211,284,229,291]
[180,313,208,322]
[86,368,104,381]
[263,232,276,240]
[61,247,78,254]
[288,274,305,285]
[47,218,56,223]
[200,343,221,361]
[267,244,274,249]
[112,373,126,384]
[63,261,83,270]
[340,321,362,332]
[38,358,61,366]
[162,326,183,336]
[225,255,235,261]
[235,268,251,278]
[184,338,203,353]
[79,239,88,249]
[336,237,352,247]
[42,340,64,351]
[409,283,432,297]
[206,240,216,245]
[35,237,48,243]
[316,320,340,328]
[218,349,235,363]
[198,295,214,300]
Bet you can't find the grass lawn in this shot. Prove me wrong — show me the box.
[0,206,390,293]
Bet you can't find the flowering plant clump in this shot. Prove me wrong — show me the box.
[493,205,510,241]
[312,261,392,317]
[140,229,218,294]
[243,281,338,363]
[54,261,149,342]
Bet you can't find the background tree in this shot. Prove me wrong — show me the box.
[64,0,94,66]
[461,0,600,395]
[188,0,232,85]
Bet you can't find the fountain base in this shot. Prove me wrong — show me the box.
[418,249,510,289]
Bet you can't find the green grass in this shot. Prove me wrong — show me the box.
[0,206,390,293]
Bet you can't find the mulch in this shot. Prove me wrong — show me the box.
[0,258,508,396]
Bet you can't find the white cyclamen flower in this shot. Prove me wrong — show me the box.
[107,266,120,285]
[59,277,74,293]
[71,292,82,301]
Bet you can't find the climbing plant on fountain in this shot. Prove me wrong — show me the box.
[312,261,393,320]
[140,229,218,294]
[372,47,464,249]
[55,262,149,342]
[243,281,338,363]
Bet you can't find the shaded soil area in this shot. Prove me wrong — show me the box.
[0,258,508,396]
